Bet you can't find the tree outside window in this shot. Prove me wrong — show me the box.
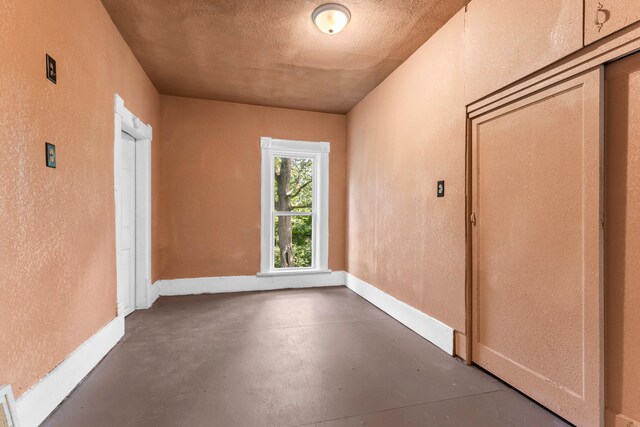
[273,157,313,268]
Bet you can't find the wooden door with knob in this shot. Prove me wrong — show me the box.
[469,68,604,427]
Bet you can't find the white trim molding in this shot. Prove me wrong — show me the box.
[15,317,124,427]
[0,384,19,427]
[114,95,153,141]
[148,282,161,307]
[261,137,330,153]
[114,94,154,315]
[260,137,330,275]
[157,271,346,296]
[345,273,454,355]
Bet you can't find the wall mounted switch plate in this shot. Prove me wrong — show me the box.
[46,143,56,168]
[437,180,445,197]
[46,54,57,84]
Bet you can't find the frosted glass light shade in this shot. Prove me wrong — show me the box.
[312,4,351,35]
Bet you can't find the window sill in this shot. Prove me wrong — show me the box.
[256,269,332,278]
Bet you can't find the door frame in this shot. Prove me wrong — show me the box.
[114,94,153,317]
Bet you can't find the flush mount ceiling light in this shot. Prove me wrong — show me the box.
[312,3,351,35]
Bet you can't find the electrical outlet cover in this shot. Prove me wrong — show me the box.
[46,143,56,168]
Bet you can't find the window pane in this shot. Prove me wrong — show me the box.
[274,215,312,269]
[274,157,313,213]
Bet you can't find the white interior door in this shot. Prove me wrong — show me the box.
[117,131,136,316]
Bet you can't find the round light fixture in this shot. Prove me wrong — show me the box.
[312,3,351,35]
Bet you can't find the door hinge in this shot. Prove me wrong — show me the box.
[470,212,477,226]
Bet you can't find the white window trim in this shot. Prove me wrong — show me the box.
[259,137,330,276]
[114,94,153,315]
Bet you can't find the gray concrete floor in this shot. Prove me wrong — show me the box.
[43,287,570,427]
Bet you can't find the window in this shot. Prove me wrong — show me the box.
[260,137,330,274]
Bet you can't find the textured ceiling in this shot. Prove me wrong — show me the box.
[101,0,470,113]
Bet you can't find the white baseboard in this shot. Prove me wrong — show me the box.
[156,271,347,296]
[148,281,161,307]
[345,273,454,355]
[15,316,125,427]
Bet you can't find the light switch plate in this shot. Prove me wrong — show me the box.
[46,54,57,84]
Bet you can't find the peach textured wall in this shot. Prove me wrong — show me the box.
[347,11,467,332]
[464,0,583,103]
[346,0,587,336]
[156,96,346,280]
[0,0,160,397]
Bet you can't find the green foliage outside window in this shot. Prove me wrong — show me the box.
[274,157,313,268]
